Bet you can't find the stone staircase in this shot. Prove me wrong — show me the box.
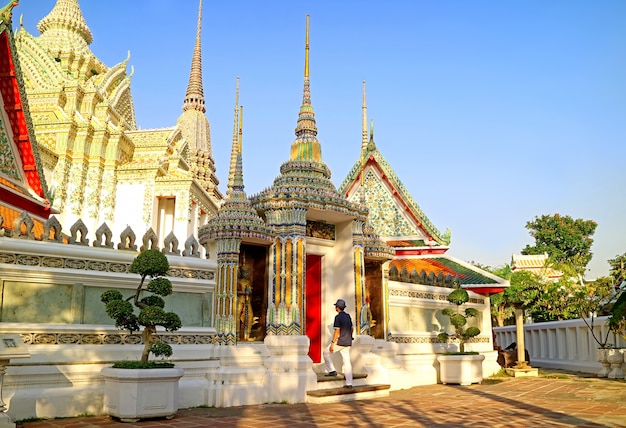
[306,372,390,404]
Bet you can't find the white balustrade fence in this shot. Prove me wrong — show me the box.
[493,316,626,374]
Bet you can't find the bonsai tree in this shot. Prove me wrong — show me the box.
[101,249,182,366]
[437,282,480,353]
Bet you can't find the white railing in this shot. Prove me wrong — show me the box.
[493,316,626,374]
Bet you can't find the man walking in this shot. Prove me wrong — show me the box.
[323,299,354,388]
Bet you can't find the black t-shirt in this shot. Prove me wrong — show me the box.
[334,311,353,346]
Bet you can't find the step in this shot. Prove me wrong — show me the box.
[314,372,368,385]
[306,384,391,404]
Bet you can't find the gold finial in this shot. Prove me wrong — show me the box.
[238,105,243,154]
[233,76,240,140]
[182,0,206,113]
[196,0,203,40]
[227,77,241,196]
[304,14,310,78]
[362,80,368,153]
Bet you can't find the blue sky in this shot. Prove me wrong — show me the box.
[15,1,626,279]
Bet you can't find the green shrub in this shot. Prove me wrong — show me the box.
[436,282,481,353]
[101,249,182,364]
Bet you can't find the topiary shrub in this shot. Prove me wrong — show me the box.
[101,249,182,366]
[437,282,481,353]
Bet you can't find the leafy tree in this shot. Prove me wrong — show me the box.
[488,265,514,327]
[101,249,182,364]
[522,214,597,269]
[608,252,626,286]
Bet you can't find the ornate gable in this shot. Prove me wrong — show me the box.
[339,134,450,246]
[0,1,53,222]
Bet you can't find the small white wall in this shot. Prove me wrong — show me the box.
[494,317,626,373]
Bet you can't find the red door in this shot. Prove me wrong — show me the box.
[306,254,322,362]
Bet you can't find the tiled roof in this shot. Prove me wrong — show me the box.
[511,253,550,269]
[0,205,45,238]
[390,256,501,285]
[387,239,427,247]
[511,253,563,279]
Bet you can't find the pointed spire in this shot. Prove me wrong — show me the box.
[238,106,243,153]
[37,0,93,45]
[232,105,244,193]
[182,0,206,113]
[291,14,321,161]
[361,81,368,154]
[226,77,240,196]
[367,119,377,151]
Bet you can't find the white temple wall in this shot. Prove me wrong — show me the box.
[0,225,502,420]
[113,181,148,239]
[307,219,357,347]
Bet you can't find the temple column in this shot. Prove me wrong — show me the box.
[353,219,369,334]
[266,233,306,335]
[213,238,241,345]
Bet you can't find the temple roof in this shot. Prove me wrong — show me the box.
[15,1,137,129]
[199,103,271,245]
[182,0,206,114]
[339,118,450,247]
[511,253,563,279]
[389,254,508,295]
[0,2,53,220]
[35,0,95,61]
[252,16,366,223]
[175,0,220,204]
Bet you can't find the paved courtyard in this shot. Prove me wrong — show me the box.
[17,370,626,428]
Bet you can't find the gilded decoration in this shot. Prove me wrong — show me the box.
[19,331,214,346]
[305,220,335,240]
[339,142,450,245]
[389,287,485,305]
[359,170,416,238]
[0,117,21,180]
[389,335,490,344]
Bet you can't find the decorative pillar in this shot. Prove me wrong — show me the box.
[353,219,369,334]
[267,233,305,335]
[213,238,241,345]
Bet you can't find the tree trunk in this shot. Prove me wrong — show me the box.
[141,326,156,363]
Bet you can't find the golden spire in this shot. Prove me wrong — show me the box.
[367,119,377,151]
[291,14,321,161]
[232,105,244,190]
[226,77,240,196]
[37,0,93,45]
[182,0,206,113]
[361,80,368,154]
[304,14,310,78]
[238,105,243,153]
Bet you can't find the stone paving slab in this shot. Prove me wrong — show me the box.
[16,370,626,428]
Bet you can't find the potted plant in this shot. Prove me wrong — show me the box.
[100,249,184,422]
[435,282,484,385]
[606,282,626,379]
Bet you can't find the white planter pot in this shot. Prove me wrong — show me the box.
[437,354,485,386]
[596,348,611,378]
[101,367,185,422]
[606,348,625,379]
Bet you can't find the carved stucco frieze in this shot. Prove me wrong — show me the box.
[19,331,215,346]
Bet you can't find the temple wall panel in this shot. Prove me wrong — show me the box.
[387,280,492,353]
[0,238,217,330]
[113,181,147,238]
